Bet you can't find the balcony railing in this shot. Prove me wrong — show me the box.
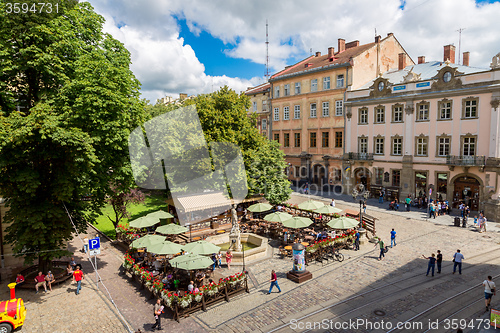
[446,155,486,166]
[348,152,374,161]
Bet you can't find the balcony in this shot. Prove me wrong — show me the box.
[348,152,374,161]
[446,155,486,166]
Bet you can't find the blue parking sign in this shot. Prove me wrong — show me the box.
[89,237,100,250]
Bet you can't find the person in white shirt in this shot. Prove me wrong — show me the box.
[330,199,336,207]
[153,259,162,271]
[453,249,465,274]
[187,281,194,292]
[483,276,496,311]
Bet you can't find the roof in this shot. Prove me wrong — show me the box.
[270,42,376,80]
[173,192,232,213]
[245,82,270,95]
[360,61,488,89]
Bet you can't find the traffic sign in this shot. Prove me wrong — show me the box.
[89,248,101,256]
[89,237,100,250]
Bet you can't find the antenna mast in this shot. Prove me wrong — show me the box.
[457,28,466,65]
[265,19,269,81]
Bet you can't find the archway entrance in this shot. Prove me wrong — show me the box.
[312,164,327,186]
[354,167,371,191]
[452,176,480,211]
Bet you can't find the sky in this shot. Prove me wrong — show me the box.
[86,0,500,103]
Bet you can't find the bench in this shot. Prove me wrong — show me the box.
[16,261,72,289]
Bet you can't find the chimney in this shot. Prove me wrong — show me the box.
[315,51,321,57]
[328,47,335,57]
[375,35,381,43]
[463,52,470,66]
[345,40,360,49]
[444,44,456,63]
[387,32,394,37]
[338,38,345,53]
[398,53,406,70]
[418,56,426,64]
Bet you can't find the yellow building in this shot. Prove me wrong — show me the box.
[268,34,413,194]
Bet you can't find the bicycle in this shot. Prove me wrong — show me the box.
[332,248,344,262]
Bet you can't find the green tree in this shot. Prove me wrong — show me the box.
[0,1,145,270]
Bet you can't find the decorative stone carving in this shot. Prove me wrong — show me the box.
[229,204,241,251]
[491,53,500,69]
[431,66,464,91]
[403,67,421,83]
[491,99,500,110]
[369,77,392,98]
[404,104,414,115]
[346,106,352,119]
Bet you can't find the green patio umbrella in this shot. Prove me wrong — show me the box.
[155,223,188,235]
[282,216,313,229]
[147,241,184,255]
[327,216,359,229]
[263,212,293,223]
[169,253,214,270]
[247,203,273,213]
[147,209,174,220]
[298,200,325,211]
[313,205,343,215]
[182,241,221,255]
[129,234,165,249]
[129,215,158,229]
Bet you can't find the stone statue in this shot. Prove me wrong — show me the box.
[229,204,242,251]
[491,53,500,69]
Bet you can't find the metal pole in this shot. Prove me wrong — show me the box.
[95,254,98,289]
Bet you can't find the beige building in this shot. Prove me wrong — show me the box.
[344,45,500,219]
[268,34,413,193]
[245,83,271,138]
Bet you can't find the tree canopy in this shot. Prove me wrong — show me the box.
[0,1,145,267]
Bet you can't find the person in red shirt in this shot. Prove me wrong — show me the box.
[34,271,47,293]
[267,270,281,294]
[73,265,85,295]
[15,273,25,289]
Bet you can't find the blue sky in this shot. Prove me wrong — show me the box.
[88,0,500,102]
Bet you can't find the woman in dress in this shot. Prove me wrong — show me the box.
[226,250,233,269]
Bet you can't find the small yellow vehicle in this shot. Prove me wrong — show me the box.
[0,283,27,333]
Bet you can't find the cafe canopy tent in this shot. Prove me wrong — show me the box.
[156,224,188,235]
[281,216,313,229]
[263,212,293,223]
[247,203,273,213]
[182,241,221,255]
[147,210,174,221]
[327,216,359,230]
[298,200,325,211]
[169,253,214,270]
[313,206,343,215]
[147,241,184,255]
[130,234,165,249]
[129,215,159,229]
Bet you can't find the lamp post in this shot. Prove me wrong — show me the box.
[186,223,191,242]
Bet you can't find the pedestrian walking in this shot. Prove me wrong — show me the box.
[436,250,443,274]
[405,196,412,212]
[73,265,85,295]
[390,229,396,248]
[217,251,222,268]
[330,198,336,207]
[211,253,217,270]
[422,253,436,276]
[268,270,281,294]
[483,276,496,312]
[83,237,89,253]
[374,238,385,261]
[225,250,233,269]
[354,230,360,251]
[363,200,367,214]
[452,250,465,274]
[379,190,383,203]
[151,298,164,331]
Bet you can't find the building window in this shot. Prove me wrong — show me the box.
[392,104,403,122]
[294,105,300,119]
[334,169,342,182]
[274,133,279,143]
[358,137,368,153]
[462,136,476,156]
[437,173,448,195]
[374,137,384,155]
[375,168,383,185]
[336,74,344,88]
[392,170,401,187]
[335,132,342,148]
[322,102,329,117]
[439,99,452,120]
[335,100,343,116]
[310,103,317,118]
[359,107,368,124]
[437,137,451,156]
[392,137,402,155]
[416,102,429,121]
[262,100,267,111]
[294,133,301,147]
[284,84,290,96]
[310,132,317,147]
[311,79,317,92]
[375,106,385,123]
[462,97,478,118]
[322,132,329,147]
[295,82,301,94]
[262,119,267,130]
[274,86,280,98]
[253,101,257,112]
[283,106,290,120]
[323,77,330,90]
[416,136,428,156]
[273,107,279,121]
[284,133,290,147]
